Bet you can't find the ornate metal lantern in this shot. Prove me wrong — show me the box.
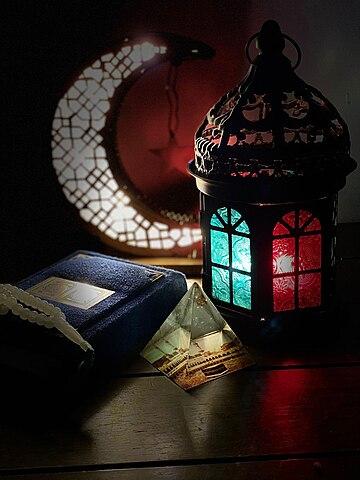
[189,21,356,327]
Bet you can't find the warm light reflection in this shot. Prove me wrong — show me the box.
[273,254,295,275]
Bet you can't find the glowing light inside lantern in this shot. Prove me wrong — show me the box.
[272,210,322,312]
[212,266,230,303]
[273,276,295,311]
[210,207,252,309]
[210,230,229,266]
[233,272,251,309]
[273,238,295,274]
[232,235,251,272]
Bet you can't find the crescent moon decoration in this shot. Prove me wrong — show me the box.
[51,33,214,255]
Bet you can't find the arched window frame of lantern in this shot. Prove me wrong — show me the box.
[272,209,323,312]
[208,206,252,309]
[201,195,337,321]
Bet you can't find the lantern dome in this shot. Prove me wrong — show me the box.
[190,20,356,201]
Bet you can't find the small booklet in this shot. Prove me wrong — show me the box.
[0,251,187,385]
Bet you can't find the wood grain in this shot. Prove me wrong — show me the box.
[1,367,360,471]
[2,457,360,479]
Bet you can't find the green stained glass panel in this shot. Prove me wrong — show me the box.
[231,209,242,225]
[236,221,250,234]
[211,230,229,266]
[212,266,230,303]
[217,207,228,224]
[232,235,251,272]
[210,214,223,228]
[233,272,251,309]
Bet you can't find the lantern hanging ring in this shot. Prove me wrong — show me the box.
[245,30,302,70]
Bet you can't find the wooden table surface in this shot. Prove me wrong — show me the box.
[1,224,360,479]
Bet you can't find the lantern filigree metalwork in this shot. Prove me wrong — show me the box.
[189,20,356,326]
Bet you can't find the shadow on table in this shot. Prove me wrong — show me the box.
[0,354,147,428]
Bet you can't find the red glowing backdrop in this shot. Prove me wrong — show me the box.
[111,3,253,222]
[116,58,249,220]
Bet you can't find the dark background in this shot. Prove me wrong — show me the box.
[3,0,359,283]
[2,0,252,282]
[3,1,117,282]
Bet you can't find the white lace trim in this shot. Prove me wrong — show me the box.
[0,284,93,352]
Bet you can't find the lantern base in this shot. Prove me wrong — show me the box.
[217,304,342,349]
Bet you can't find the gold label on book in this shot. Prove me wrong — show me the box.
[27,277,115,310]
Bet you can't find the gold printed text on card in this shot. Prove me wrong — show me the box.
[27,277,115,310]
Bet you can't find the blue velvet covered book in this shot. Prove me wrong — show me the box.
[15,251,187,368]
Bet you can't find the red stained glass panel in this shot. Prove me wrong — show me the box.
[273,238,295,274]
[272,210,322,312]
[299,273,321,308]
[273,276,295,311]
[282,211,295,228]
[299,234,321,271]
[273,222,290,236]
[305,217,321,232]
[299,210,312,228]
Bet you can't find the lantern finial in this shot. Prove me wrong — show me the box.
[256,20,285,54]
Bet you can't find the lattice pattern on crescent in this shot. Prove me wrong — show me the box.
[52,41,201,251]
